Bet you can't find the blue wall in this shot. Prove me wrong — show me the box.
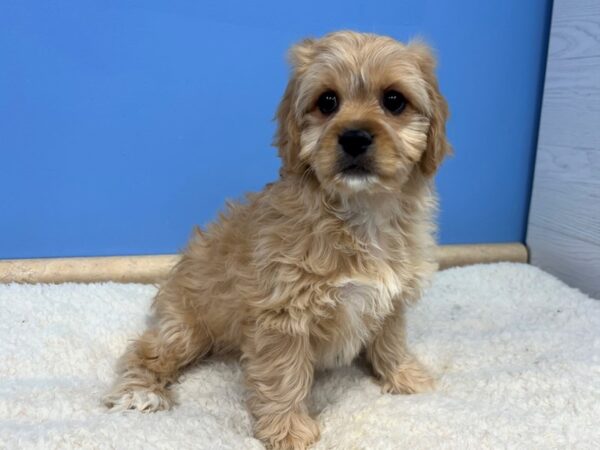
[0,1,552,258]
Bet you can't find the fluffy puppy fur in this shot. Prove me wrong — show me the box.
[104,31,451,450]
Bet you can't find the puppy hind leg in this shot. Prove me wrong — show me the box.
[104,290,213,412]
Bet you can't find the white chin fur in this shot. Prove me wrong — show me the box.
[339,174,378,191]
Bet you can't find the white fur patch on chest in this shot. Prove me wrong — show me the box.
[315,276,399,369]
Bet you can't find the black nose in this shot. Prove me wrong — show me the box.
[338,129,373,157]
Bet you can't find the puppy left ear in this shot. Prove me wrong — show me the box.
[408,41,452,177]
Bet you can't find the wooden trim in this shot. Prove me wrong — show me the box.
[436,243,528,270]
[0,255,179,285]
[0,243,527,284]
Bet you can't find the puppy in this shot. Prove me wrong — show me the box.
[104,31,450,450]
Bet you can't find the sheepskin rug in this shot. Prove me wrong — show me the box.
[1,263,599,449]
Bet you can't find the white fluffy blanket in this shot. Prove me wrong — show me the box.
[1,263,599,449]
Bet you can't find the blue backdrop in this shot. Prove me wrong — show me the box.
[0,1,552,258]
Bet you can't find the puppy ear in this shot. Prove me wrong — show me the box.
[288,38,316,69]
[408,41,452,177]
[273,38,316,176]
[274,77,301,175]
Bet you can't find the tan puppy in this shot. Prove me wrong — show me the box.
[104,31,451,450]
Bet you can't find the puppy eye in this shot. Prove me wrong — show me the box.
[317,91,339,115]
[382,90,407,115]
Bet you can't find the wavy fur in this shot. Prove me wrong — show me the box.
[104,31,450,450]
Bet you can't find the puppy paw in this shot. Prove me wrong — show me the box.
[103,385,173,413]
[257,412,320,450]
[379,357,435,395]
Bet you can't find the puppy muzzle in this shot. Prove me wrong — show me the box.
[338,129,374,176]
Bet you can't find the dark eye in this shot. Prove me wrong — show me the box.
[317,90,338,115]
[382,90,407,115]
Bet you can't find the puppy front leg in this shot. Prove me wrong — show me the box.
[243,316,319,450]
[367,302,435,394]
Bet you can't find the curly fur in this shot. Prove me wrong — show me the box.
[104,30,451,450]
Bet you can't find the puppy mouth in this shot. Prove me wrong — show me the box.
[340,163,372,177]
[338,153,376,177]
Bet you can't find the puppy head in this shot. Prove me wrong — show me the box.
[274,31,451,194]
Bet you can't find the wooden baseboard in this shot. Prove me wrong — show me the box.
[0,243,527,284]
[437,243,528,270]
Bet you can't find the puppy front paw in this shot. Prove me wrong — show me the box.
[379,356,435,395]
[256,412,320,450]
[103,384,173,413]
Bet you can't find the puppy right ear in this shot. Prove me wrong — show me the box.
[288,38,316,69]
[273,78,300,176]
[274,38,316,176]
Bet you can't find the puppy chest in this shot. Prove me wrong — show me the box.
[313,281,394,369]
